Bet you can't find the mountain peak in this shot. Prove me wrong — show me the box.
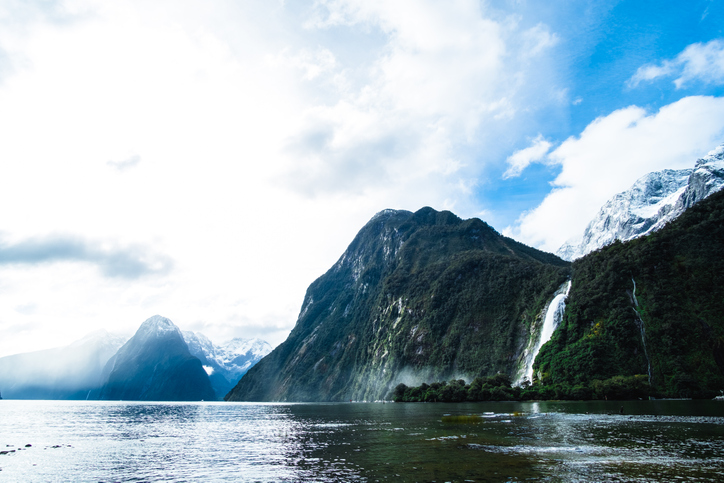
[557,143,724,261]
[226,204,570,402]
[697,142,724,166]
[99,316,214,401]
[137,315,182,339]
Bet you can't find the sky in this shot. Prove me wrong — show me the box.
[0,0,723,357]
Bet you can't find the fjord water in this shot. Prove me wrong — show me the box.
[1,400,723,482]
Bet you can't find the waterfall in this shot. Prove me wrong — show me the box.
[631,278,653,385]
[516,280,571,385]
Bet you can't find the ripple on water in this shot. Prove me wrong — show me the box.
[1,400,723,482]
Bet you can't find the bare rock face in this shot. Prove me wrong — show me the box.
[557,144,724,261]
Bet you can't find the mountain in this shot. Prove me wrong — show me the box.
[557,143,724,261]
[99,315,215,401]
[536,188,724,398]
[0,330,127,399]
[182,331,271,399]
[226,207,570,402]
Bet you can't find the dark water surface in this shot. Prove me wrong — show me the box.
[1,400,723,482]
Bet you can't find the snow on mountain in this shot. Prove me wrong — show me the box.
[100,316,215,401]
[182,331,271,398]
[220,338,272,362]
[136,314,183,339]
[557,143,724,261]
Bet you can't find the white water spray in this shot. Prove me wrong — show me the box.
[631,278,652,384]
[517,280,571,385]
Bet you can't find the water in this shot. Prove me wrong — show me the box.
[519,280,571,385]
[631,277,653,384]
[1,400,723,482]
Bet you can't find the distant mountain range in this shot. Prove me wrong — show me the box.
[182,331,271,398]
[0,330,126,400]
[557,143,724,260]
[0,317,270,401]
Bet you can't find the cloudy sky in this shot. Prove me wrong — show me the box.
[1,0,723,356]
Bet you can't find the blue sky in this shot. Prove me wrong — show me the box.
[0,0,723,355]
[479,0,724,228]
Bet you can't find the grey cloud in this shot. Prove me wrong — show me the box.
[281,124,412,197]
[107,154,141,172]
[0,234,173,279]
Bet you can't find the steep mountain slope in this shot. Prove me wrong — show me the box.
[99,315,215,401]
[557,143,724,260]
[0,331,127,399]
[226,207,570,402]
[182,331,271,399]
[537,188,724,398]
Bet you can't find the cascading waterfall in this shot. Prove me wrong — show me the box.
[516,280,571,385]
[631,278,653,384]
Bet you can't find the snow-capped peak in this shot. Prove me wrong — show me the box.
[557,143,724,261]
[136,315,183,339]
[182,331,271,387]
[221,338,272,359]
[697,143,724,166]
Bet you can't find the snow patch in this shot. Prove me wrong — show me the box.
[557,143,724,260]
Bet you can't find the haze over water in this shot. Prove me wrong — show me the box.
[1,400,723,482]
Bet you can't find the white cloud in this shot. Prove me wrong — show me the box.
[107,154,140,172]
[502,134,552,179]
[521,23,559,58]
[273,47,338,81]
[505,96,724,252]
[0,0,566,356]
[279,0,563,203]
[629,39,724,88]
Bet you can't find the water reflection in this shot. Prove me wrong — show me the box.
[0,400,723,481]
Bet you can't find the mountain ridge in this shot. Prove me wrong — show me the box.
[182,331,271,399]
[226,207,570,402]
[557,143,724,260]
[0,330,127,400]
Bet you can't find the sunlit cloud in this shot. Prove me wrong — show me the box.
[502,134,553,179]
[0,0,720,358]
[629,39,724,89]
[505,96,724,252]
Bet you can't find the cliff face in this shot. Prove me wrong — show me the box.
[537,189,724,398]
[99,315,215,401]
[226,207,570,402]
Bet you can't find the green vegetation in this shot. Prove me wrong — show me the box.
[229,189,724,403]
[536,189,724,399]
[227,207,570,402]
[393,374,652,402]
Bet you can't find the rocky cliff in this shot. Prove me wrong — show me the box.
[226,207,570,402]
